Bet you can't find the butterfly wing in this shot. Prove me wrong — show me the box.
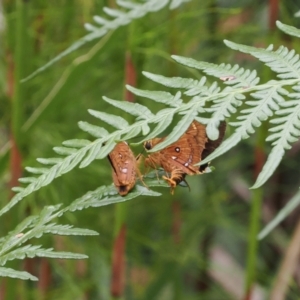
[201,121,226,160]
[150,122,207,175]
[199,121,226,172]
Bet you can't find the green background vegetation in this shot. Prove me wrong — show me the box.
[1,0,300,299]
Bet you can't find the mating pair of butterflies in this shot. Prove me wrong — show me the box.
[107,121,226,195]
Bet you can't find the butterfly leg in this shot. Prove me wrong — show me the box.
[134,154,149,189]
[143,157,161,183]
[162,169,184,194]
[136,168,149,190]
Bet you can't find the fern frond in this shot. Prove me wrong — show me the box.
[225,40,300,80]
[199,84,287,165]
[0,180,163,280]
[252,86,300,188]
[143,70,241,140]
[4,101,177,214]
[22,0,190,82]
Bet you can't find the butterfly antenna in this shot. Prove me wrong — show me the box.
[181,177,191,192]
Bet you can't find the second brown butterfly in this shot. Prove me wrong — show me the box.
[108,141,138,196]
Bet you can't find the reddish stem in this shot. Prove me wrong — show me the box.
[110,225,127,297]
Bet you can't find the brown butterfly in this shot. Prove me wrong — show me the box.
[144,121,226,194]
[108,142,139,196]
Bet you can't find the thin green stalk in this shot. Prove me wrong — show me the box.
[244,124,266,296]
[245,187,262,295]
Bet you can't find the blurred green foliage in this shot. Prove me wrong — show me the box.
[1,0,300,299]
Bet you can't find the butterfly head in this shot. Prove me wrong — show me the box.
[144,138,162,151]
[118,185,131,196]
[144,140,153,150]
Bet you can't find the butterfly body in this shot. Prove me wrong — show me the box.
[144,122,208,193]
[108,142,137,196]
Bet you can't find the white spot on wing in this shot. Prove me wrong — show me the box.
[171,156,177,160]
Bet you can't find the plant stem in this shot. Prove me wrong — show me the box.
[244,123,265,298]
[244,187,262,299]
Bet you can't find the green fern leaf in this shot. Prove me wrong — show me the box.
[149,110,197,152]
[0,245,42,264]
[36,158,64,165]
[62,139,91,148]
[25,167,49,175]
[116,0,140,10]
[102,7,126,18]
[33,249,88,259]
[85,185,161,208]
[1,244,87,261]
[0,216,38,251]
[143,71,209,97]
[37,205,62,225]
[60,147,88,172]
[88,109,128,129]
[142,123,150,135]
[18,177,36,184]
[0,267,37,281]
[276,21,300,38]
[103,96,154,119]
[127,85,181,106]
[251,145,285,189]
[78,121,109,138]
[11,187,24,193]
[43,224,98,236]
[201,84,286,164]
[67,184,161,213]
[205,92,244,139]
[53,147,77,156]
[121,126,142,140]
[79,138,116,168]
[170,0,191,9]
[142,71,196,89]
[134,112,174,144]
[198,133,242,166]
